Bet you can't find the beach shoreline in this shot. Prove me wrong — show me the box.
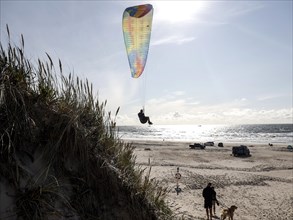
[128,140,293,220]
[121,137,292,146]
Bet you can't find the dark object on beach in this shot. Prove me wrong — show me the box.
[287,145,293,151]
[175,167,182,195]
[269,143,273,146]
[144,147,151,151]
[232,145,251,157]
[189,143,205,149]
[175,185,182,195]
[218,142,224,147]
[204,141,214,146]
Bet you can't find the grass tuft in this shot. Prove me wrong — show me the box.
[0,27,176,219]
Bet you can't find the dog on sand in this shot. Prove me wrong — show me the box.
[220,205,237,220]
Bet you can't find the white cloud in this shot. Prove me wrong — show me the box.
[177,37,196,45]
[132,93,293,125]
[152,35,196,46]
[172,91,185,96]
[224,2,265,18]
[257,94,287,101]
[114,87,293,125]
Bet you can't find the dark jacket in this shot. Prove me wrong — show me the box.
[138,111,147,124]
[211,188,218,203]
[202,186,213,201]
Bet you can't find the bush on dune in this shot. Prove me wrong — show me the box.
[0,26,174,220]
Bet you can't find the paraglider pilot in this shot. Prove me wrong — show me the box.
[138,109,153,125]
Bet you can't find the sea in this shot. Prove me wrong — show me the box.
[117,124,293,145]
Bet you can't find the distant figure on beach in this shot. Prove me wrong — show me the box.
[211,186,219,216]
[138,109,153,125]
[202,183,213,220]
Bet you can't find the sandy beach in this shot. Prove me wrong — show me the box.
[129,140,293,220]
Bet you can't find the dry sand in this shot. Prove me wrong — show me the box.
[128,140,293,220]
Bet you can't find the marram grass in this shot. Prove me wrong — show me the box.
[0,26,178,220]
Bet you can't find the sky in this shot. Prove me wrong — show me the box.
[1,0,292,125]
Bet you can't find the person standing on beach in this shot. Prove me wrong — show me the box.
[202,183,213,220]
[211,186,219,216]
[138,109,153,125]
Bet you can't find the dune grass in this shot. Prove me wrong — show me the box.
[0,26,175,220]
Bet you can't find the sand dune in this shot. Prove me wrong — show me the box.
[129,140,293,220]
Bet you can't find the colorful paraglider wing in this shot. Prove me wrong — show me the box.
[122,4,153,78]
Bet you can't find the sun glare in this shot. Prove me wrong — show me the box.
[153,1,208,23]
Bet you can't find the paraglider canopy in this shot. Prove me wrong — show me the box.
[122,4,154,78]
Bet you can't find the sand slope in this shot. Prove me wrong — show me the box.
[130,140,293,220]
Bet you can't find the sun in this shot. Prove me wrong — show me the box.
[152,1,208,23]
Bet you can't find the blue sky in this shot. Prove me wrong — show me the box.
[1,0,292,125]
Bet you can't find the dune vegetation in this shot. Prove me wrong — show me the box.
[0,26,174,220]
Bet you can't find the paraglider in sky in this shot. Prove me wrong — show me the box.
[122,4,154,78]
